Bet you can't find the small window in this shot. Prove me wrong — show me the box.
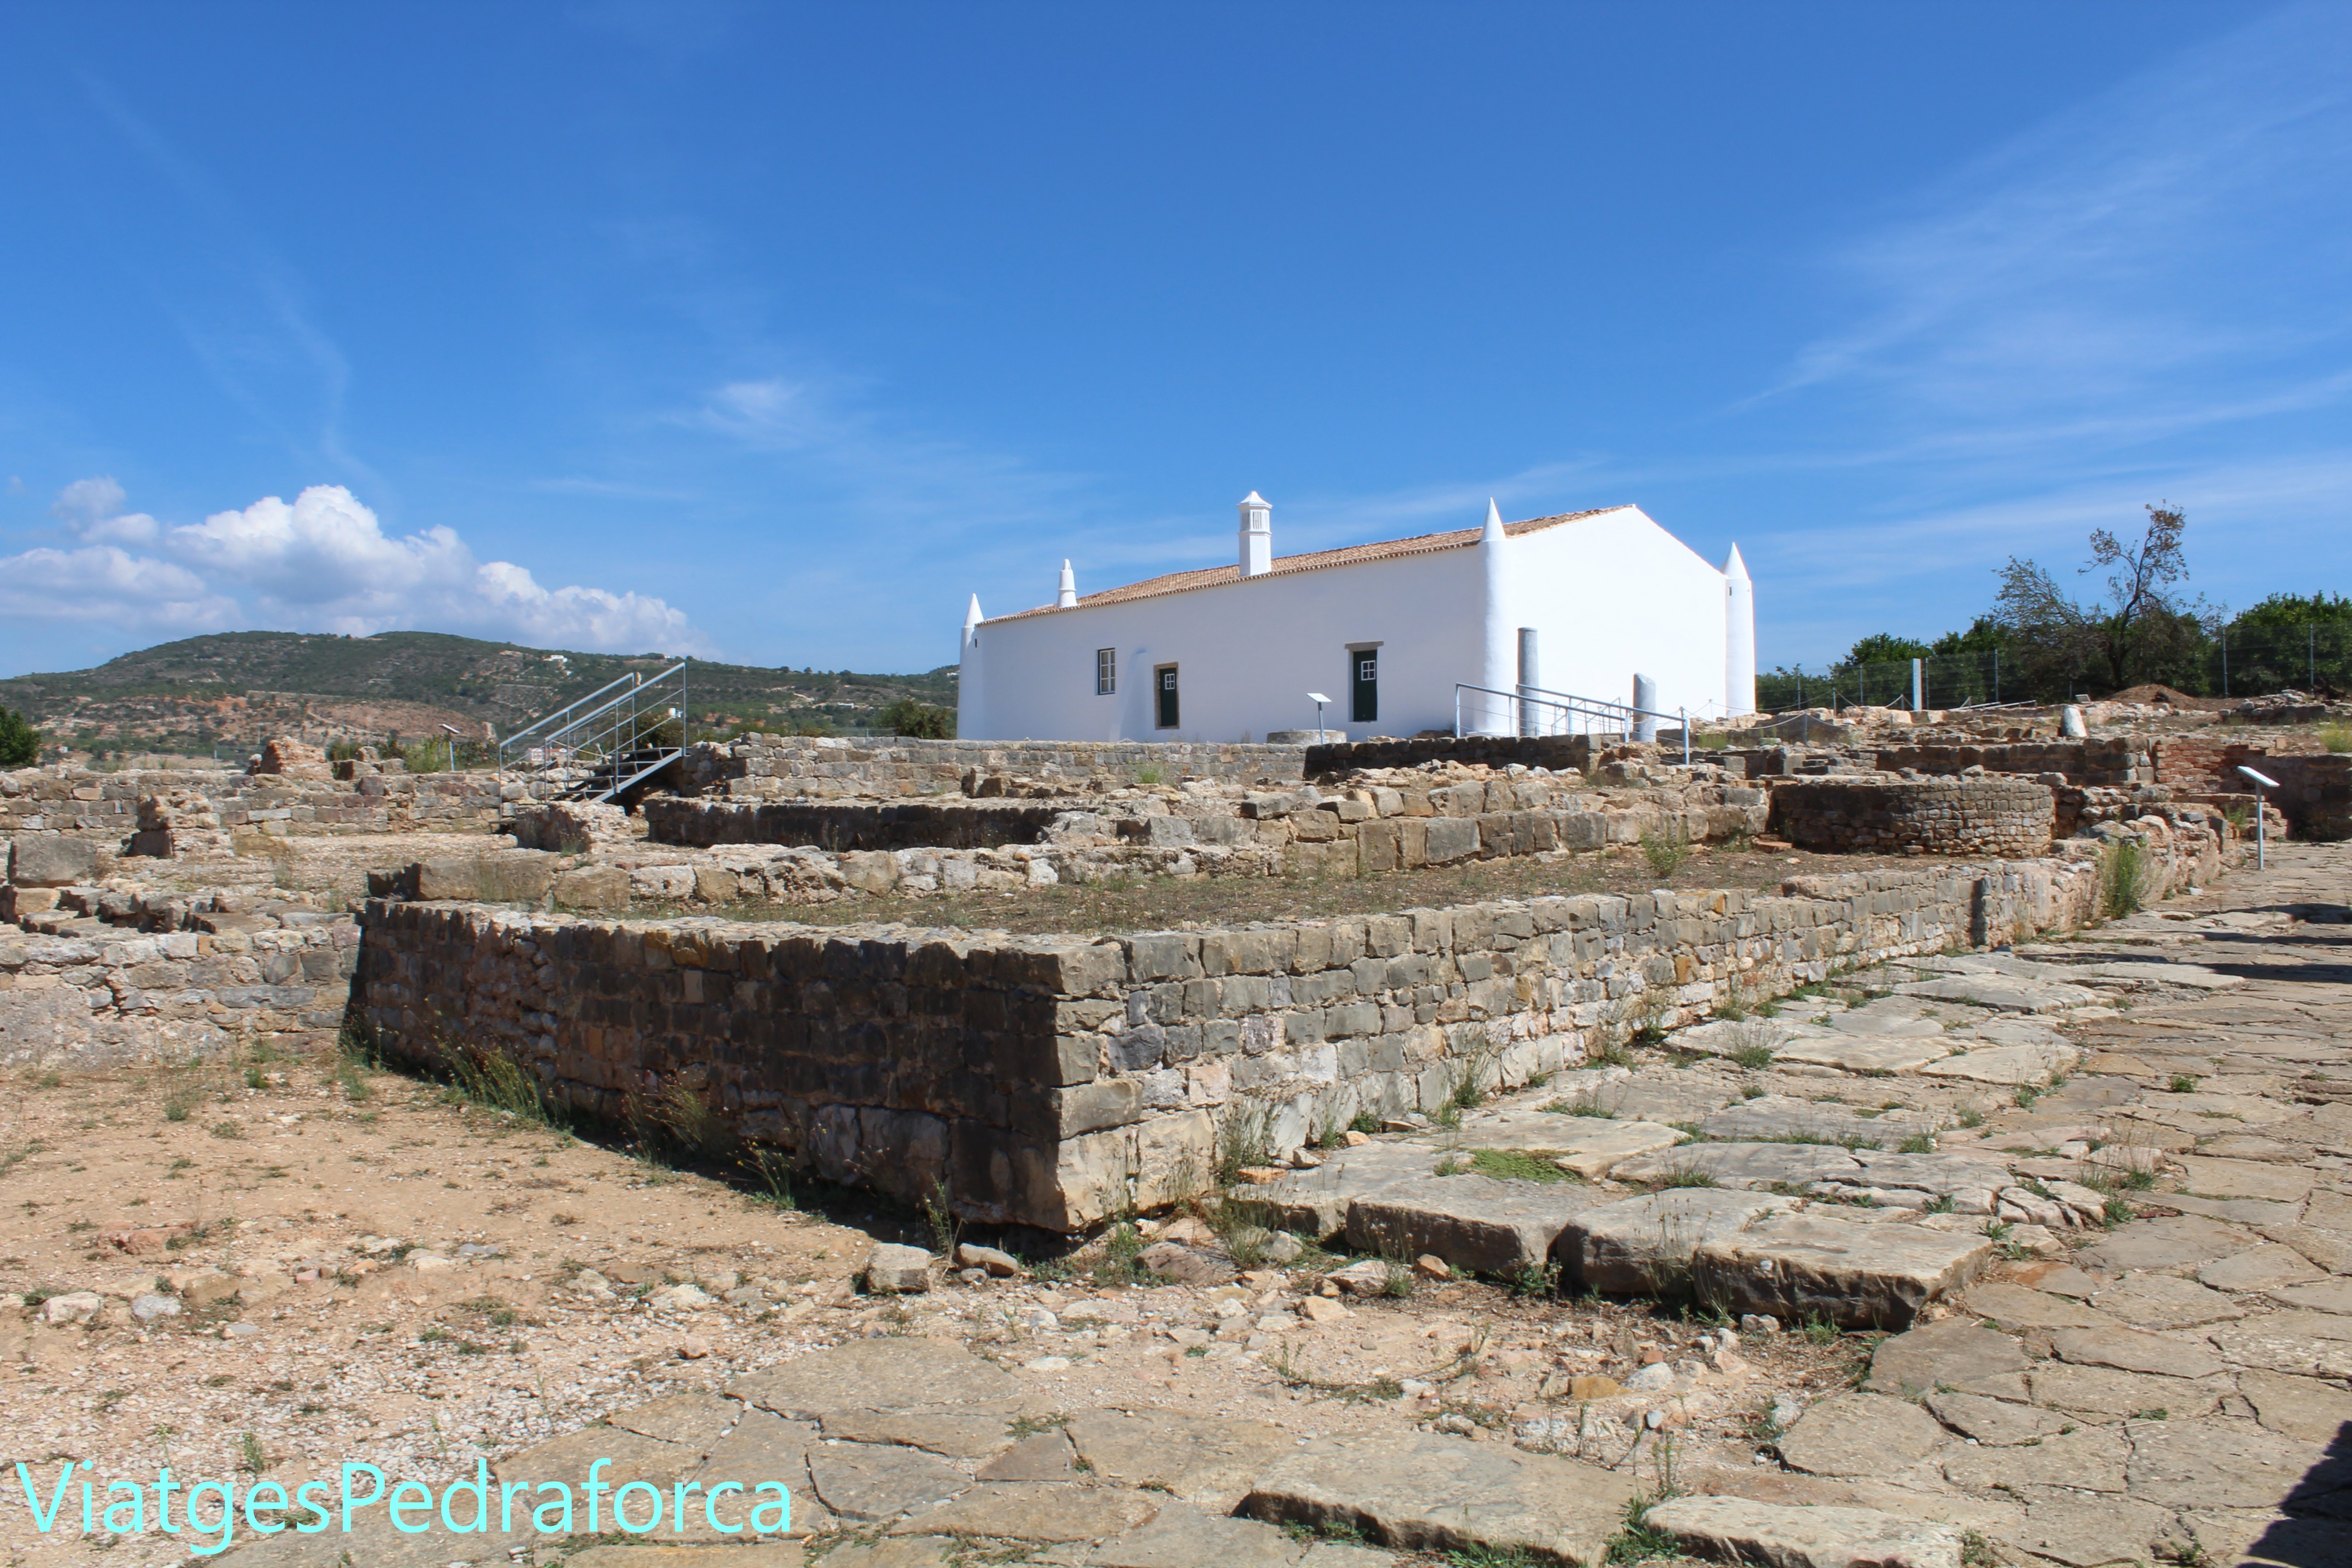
[1351,647,1378,723]
[1096,648,1117,696]
[1155,664,1180,729]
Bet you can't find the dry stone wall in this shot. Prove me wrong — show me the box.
[1768,778,2056,858]
[353,851,2154,1233]
[687,736,1308,800]
[0,897,360,1068]
[1,764,510,851]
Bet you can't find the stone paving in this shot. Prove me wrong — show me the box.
[213,842,2352,1568]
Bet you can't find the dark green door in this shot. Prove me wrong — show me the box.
[1350,648,1377,723]
[1155,665,1179,729]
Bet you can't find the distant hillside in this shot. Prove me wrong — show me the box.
[0,631,956,759]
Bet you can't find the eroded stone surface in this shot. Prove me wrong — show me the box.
[1693,1212,1994,1328]
[1345,1175,1608,1275]
[1776,1393,1946,1479]
[1643,1495,1963,1568]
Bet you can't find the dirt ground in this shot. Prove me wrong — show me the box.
[0,1044,1868,1567]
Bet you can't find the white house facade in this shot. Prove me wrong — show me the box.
[956,495,1757,743]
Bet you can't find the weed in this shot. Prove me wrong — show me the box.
[1956,1106,1984,1129]
[1348,1110,1382,1135]
[1962,1531,2001,1568]
[1215,1096,1277,1186]
[210,1120,243,1140]
[1509,1259,1561,1298]
[163,1093,194,1123]
[1649,1168,1720,1190]
[1801,1314,1839,1346]
[243,1065,269,1091]
[1552,1089,1617,1118]
[1729,1043,1776,1070]
[1896,1132,1938,1154]
[1639,823,1692,880]
[2168,1074,2198,1094]
[238,1432,269,1474]
[1605,1494,1681,1565]
[642,1077,730,1161]
[1469,1148,1579,1184]
[2098,838,2148,920]
[741,1146,797,1210]
[442,1039,555,1127]
[2012,1084,2042,1110]
[920,1178,960,1260]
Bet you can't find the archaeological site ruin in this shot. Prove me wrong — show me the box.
[6,683,2351,1568]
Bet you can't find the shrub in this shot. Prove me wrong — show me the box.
[0,707,42,768]
[2099,838,2148,919]
[879,698,955,739]
[1639,823,1692,879]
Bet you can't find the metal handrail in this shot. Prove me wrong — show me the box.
[498,670,644,764]
[504,661,690,801]
[1453,682,1692,765]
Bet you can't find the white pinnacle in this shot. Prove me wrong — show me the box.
[1480,498,1506,545]
[1057,559,1077,608]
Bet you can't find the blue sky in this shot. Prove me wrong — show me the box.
[3,2,2347,680]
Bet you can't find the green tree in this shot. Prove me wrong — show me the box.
[1843,633,1931,668]
[878,698,955,739]
[0,707,41,768]
[1993,504,2212,697]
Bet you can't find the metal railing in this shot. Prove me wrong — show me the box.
[497,661,689,803]
[1453,682,1692,766]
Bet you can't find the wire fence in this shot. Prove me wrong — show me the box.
[1758,621,2352,714]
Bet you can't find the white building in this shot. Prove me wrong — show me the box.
[956,494,1757,743]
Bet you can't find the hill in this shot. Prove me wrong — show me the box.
[0,631,957,760]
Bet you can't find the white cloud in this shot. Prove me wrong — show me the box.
[50,474,161,545]
[0,479,710,655]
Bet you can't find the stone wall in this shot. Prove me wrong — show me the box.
[352,850,2155,1233]
[2258,754,2352,840]
[1767,778,2056,858]
[1869,737,2151,785]
[1304,735,1601,775]
[646,798,1068,852]
[0,899,360,1068]
[686,737,1308,800]
[0,764,510,849]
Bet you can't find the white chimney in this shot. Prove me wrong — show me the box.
[1057,559,1077,608]
[1238,491,1272,577]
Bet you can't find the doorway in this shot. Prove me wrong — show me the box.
[1154,664,1180,729]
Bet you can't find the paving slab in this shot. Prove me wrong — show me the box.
[1997,1491,2179,1568]
[1961,1280,2122,1332]
[608,1390,745,1446]
[2207,1312,2352,1379]
[1775,1035,1956,1074]
[1430,1110,1686,1179]
[1242,1430,1637,1568]
[2252,1223,2352,1276]
[1944,1424,2129,1494]
[1775,1392,1946,1479]
[731,1338,1018,1420]
[2198,1244,2328,1292]
[2024,1364,2228,1420]
[1864,1318,2030,1398]
[2265,1276,2352,1314]
[2087,1273,2247,1328]
[1087,1504,1311,1568]
[2125,1417,2352,1512]
[1248,1142,1435,1239]
[821,1403,1024,1459]
[807,1443,971,1521]
[889,1483,1163,1542]
[2077,1215,2260,1272]
[2051,1326,2227,1379]
[1694,1211,1994,1329]
[822,1542,955,1568]
[1696,1098,1939,1147]
[1558,1189,1795,1294]
[1345,1175,1609,1275]
[1641,1495,1964,1568]
[2175,1155,2319,1203]
[1614,1141,1864,1190]
[1917,1043,2077,1088]
[2236,1369,2352,1445]
[689,1409,824,1534]
[1065,1409,1294,1509]
[1666,1017,1828,1058]
[1896,975,2103,1013]
[1922,1390,2073,1445]
[564,1546,803,1568]
[1823,1150,2013,1205]
[496,1423,704,1491]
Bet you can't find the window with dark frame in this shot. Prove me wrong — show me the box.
[1095,648,1116,696]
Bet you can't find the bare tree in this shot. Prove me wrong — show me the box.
[1993,505,2212,696]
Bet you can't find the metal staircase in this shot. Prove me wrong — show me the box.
[499,661,688,803]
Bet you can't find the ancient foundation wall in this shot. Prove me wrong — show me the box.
[1768,778,2055,858]
[1303,735,1603,775]
[2259,754,2352,840]
[688,737,1308,800]
[645,798,1068,852]
[1867,737,2150,785]
[0,906,360,1069]
[353,852,2153,1232]
[1,764,509,853]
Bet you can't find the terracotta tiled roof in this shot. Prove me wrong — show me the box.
[990,506,1623,622]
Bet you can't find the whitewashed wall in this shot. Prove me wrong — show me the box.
[959,505,1735,742]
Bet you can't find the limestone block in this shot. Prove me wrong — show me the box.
[1559,1189,1794,1294]
[9,835,98,887]
[1690,1211,1994,1329]
[1642,1495,1964,1568]
[1345,1174,1608,1275]
[554,865,630,911]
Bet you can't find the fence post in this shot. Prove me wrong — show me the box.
[2222,631,2230,697]
[1992,647,1999,705]
[1911,657,1924,713]
[2311,624,2317,691]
